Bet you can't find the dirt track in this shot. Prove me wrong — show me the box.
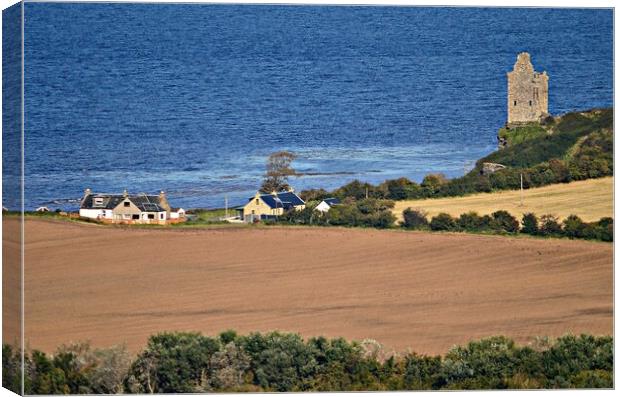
[14,218,613,355]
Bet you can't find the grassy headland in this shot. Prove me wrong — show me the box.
[289,108,613,239]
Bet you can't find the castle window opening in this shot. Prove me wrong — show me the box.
[529,101,532,106]
[514,100,517,106]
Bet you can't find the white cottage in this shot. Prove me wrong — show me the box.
[315,198,340,213]
[79,189,177,224]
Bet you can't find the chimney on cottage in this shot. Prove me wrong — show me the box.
[158,190,171,212]
[123,189,128,197]
[81,188,92,207]
[287,186,295,193]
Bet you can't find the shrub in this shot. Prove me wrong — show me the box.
[440,336,526,389]
[457,211,490,232]
[238,332,318,391]
[538,215,563,237]
[402,353,443,390]
[380,178,422,200]
[430,213,457,231]
[548,159,571,183]
[594,217,613,242]
[421,174,448,196]
[521,213,539,235]
[2,344,21,394]
[489,211,519,233]
[541,334,613,385]
[569,370,613,388]
[402,208,429,230]
[562,215,587,239]
[365,211,397,229]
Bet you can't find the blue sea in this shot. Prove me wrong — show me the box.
[5,4,614,210]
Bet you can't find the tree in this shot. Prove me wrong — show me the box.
[402,208,429,230]
[261,151,297,193]
[562,215,586,239]
[2,344,21,394]
[490,210,519,233]
[87,345,133,394]
[421,174,448,197]
[594,217,613,242]
[202,342,251,391]
[538,215,562,236]
[380,178,422,200]
[457,211,489,232]
[521,213,539,235]
[430,213,457,231]
[127,332,221,393]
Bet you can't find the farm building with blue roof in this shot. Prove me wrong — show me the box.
[236,189,306,222]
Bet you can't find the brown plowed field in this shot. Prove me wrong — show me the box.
[15,218,612,355]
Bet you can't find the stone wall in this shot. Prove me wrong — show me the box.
[507,52,548,124]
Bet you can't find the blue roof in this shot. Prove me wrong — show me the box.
[322,197,340,206]
[254,191,305,209]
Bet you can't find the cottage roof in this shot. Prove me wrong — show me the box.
[81,193,166,212]
[321,197,340,206]
[250,191,305,210]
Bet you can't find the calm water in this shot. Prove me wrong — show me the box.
[7,4,615,210]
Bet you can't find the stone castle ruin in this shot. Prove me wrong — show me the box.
[507,52,548,124]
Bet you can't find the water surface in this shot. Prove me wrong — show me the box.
[9,4,614,209]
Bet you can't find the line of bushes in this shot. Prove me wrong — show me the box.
[3,332,613,393]
[402,209,613,242]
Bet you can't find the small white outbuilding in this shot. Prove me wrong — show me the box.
[315,198,340,213]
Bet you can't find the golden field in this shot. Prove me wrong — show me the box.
[393,177,613,223]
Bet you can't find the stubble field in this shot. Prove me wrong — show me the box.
[393,176,613,222]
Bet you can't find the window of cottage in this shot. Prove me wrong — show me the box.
[124,201,130,207]
[148,214,155,219]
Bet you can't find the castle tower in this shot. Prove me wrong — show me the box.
[507,52,548,124]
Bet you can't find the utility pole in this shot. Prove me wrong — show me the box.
[519,173,524,207]
[224,195,228,218]
[365,186,369,199]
